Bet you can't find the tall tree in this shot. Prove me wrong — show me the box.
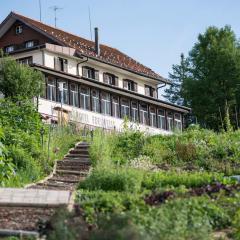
[164,53,189,106]
[184,26,240,130]
[0,53,43,100]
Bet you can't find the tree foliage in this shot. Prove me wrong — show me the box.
[164,53,190,106]
[166,26,240,130]
[0,53,44,100]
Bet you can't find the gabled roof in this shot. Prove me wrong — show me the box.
[0,12,167,83]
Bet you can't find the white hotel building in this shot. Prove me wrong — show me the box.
[0,12,190,135]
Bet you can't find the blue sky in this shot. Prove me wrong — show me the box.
[1,0,240,79]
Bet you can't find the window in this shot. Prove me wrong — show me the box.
[140,103,148,125]
[131,101,138,122]
[103,73,118,86]
[101,92,111,115]
[80,86,90,110]
[112,96,120,118]
[82,66,99,80]
[167,112,174,131]
[17,57,33,65]
[157,109,166,130]
[150,107,157,127]
[121,98,130,118]
[70,83,79,107]
[25,41,34,48]
[16,25,23,34]
[54,57,68,72]
[174,113,182,131]
[47,76,56,101]
[92,89,100,113]
[123,79,137,92]
[5,45,14,53]
[145,85,156,98]
[57,80,68,104]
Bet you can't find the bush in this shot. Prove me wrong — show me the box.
[79,167,144,193]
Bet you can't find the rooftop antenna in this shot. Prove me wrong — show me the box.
[39,0,42,22]
[50,5,63,28]
[88,6,93,40]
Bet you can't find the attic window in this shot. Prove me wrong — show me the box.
[25,41,35,48]
[5,45,14,53]
[16,25,23,34]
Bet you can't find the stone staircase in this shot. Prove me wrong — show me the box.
[28,142,91,191]
[0,142,91,235]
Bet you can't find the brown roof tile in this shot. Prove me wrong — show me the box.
[10,12,165,82]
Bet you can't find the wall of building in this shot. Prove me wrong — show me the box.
[38,98,171,135]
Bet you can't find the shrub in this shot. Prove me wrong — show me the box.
[79,167,144,193]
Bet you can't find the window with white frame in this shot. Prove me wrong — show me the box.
[92,89,100,113]
[17,57,33,65]
[54,57,68,72]
[5,45,14,53]
[82,66,99,80]
[57,80,68,104]
[70,83,79,107]
[121,98,130,118]
[112,96,120,118]
[167,112,174,131]
[150,107,157,127]
[123,79,137,92]
[103,73,118,86]
[145,85,156,98]
[174,113,182,131]
[16,25,23,34]
[131,101,138,122]
[80,86,90,110]
[101,92,111,115]
[25,41,34,48]
[47,77,56,101]
[157,109,166,130]
[140,103,148,125]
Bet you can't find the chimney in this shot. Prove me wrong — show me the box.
[94,27,100,55]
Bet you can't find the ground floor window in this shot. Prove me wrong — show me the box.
[70,83,79,107]
[80,86,90,110]
[92,89,100,113]
[140,103,148,125]
[121,98,130,118]
[101,92,111,115]
[57,80,68,104]
[150,107,157,127]
[157,109,166,130]
[174,113,182,131]
[112,96,120,118]
[47,77,56,101]
[167,112,174,131]
[131,101,138,122]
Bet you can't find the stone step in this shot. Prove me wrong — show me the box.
[75,144,90,149]
[50,177,82,183]
[56,165,90,172]
[56,170,88,176]
[63,157,90,162]
[57,159,91,165]
[65,153,89,158]
[69,149,89,154]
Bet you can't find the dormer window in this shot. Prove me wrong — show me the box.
[123,79,137,92]
[25,41,34,48]
[5,45,14,53]
[82,66,99,80]
[145,85,156,98]
[16,25,23,34]
[103,73,118,86]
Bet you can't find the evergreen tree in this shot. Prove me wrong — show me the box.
[164,53,189,106]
